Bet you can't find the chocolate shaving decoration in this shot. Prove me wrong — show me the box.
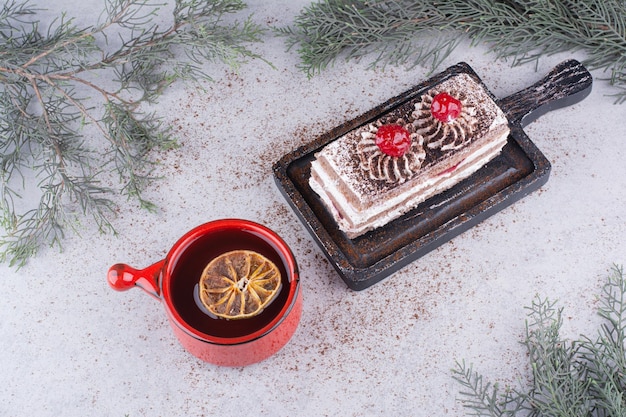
[356,119,426,184]
[413,92,478,151]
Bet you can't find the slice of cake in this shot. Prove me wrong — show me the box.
[309,73,510,238]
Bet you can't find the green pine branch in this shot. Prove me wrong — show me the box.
[279,0,626,103]
[278,1,460,76]
[452,264,626,416]
[0,0,268,267]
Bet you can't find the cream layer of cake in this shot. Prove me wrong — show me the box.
[309,73,510,238]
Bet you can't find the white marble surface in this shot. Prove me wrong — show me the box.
[2,1,625,416]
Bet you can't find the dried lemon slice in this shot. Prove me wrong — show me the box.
[198,250,282,320]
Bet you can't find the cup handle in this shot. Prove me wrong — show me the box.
[107,260,165,300]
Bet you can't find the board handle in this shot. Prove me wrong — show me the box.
[498,59,593,127]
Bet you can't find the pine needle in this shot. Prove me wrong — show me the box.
[452,265,626,416]
[0,0,268,267]
[280,0,626,102]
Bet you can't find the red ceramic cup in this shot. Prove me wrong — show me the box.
[107,219,302,367]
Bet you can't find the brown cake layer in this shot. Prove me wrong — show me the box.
[309,73,510,238]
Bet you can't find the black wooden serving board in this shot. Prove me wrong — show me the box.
[273,60,592,291]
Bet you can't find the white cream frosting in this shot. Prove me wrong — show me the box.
[356,119,426,184]
[309,73,510,238]
[310,129,508,237]
[412,90,479,151]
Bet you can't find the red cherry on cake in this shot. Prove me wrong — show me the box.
[375,124,411,157]
[431,92,462,123]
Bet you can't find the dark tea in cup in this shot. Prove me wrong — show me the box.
[108,219,302,366]
[169,227,292,338]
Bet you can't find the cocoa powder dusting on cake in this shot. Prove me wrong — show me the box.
[334,73,501,197]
